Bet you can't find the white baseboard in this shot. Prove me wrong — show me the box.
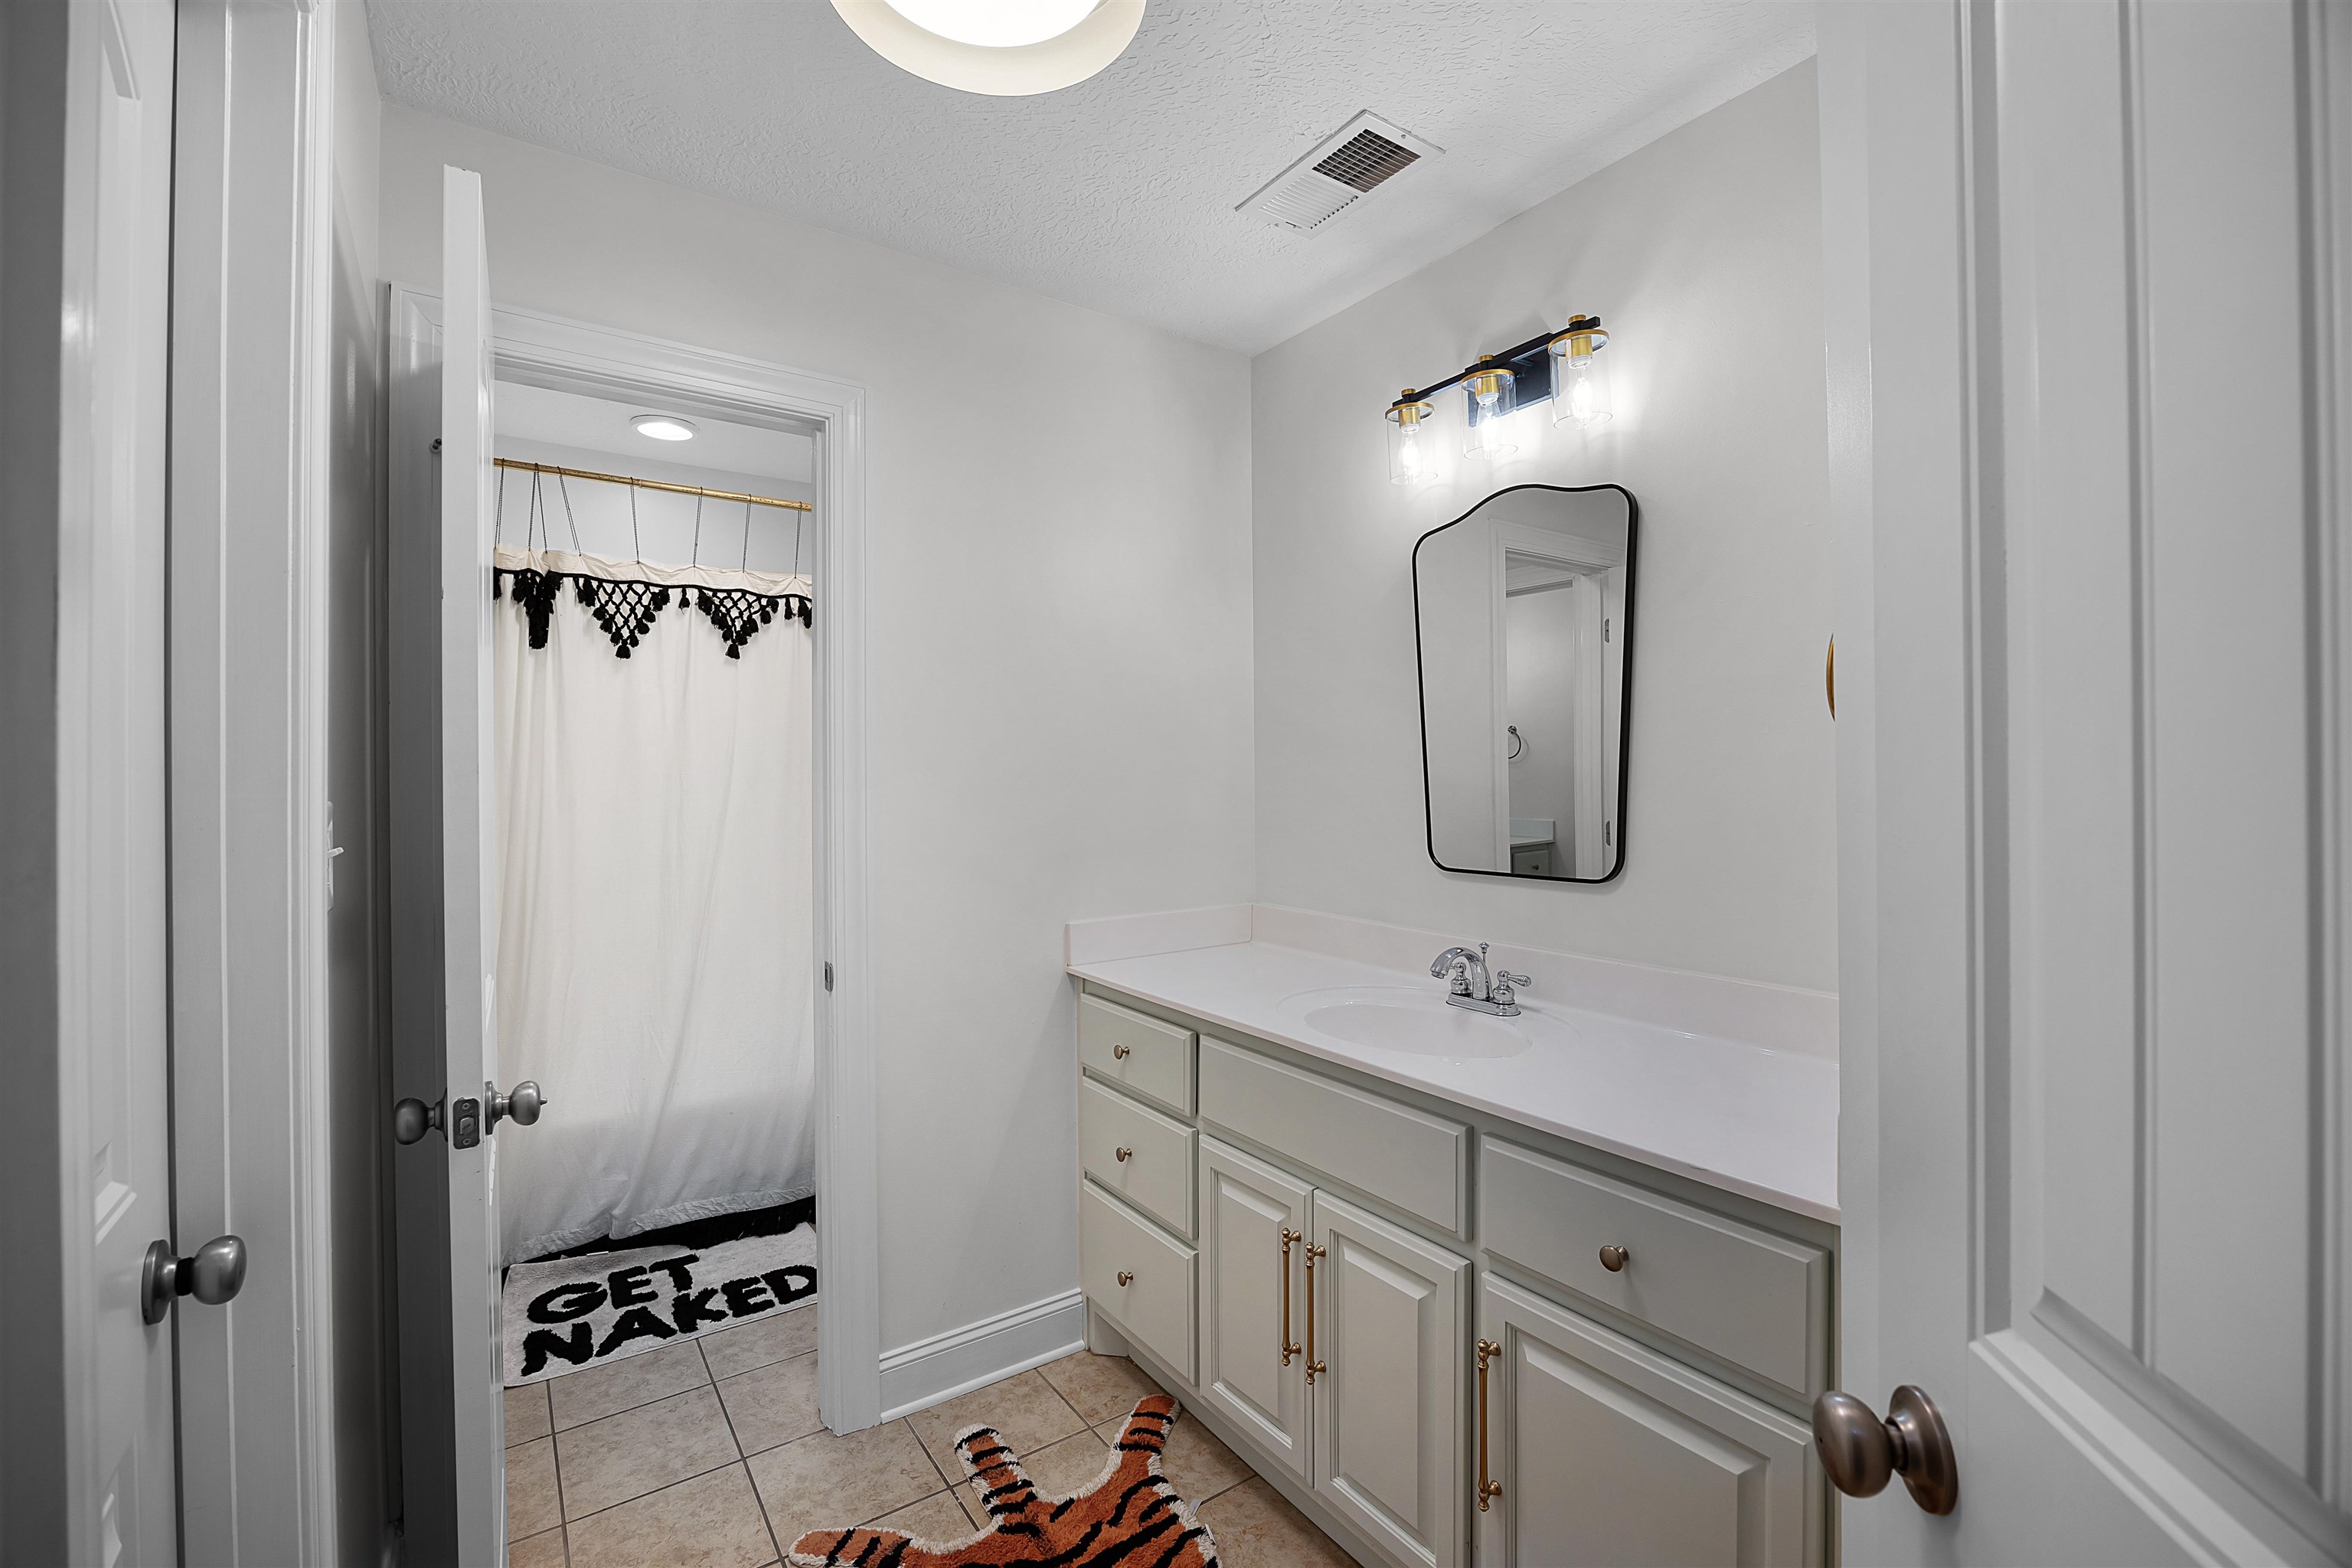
[877,1289,1086,1422]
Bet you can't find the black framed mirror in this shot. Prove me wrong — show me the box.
[1412,483,1638,882]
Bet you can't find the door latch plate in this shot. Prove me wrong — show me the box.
[451,1096,482,1148]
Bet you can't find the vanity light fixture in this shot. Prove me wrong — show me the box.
[1383,315,1614,475]
[1386,390,1436,485]
[1549,314,1613,427]
[631,413,697,442]
[831,0,1145,95]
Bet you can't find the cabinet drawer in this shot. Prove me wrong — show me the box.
[1198,1036,1468,1235]
[1078,993,1194,1116]
[1081,1180,1196,1383]
[1479,1138,1828,1396]
[1080,1078,1195,1237]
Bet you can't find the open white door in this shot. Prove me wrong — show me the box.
[440,162,509,1563]
[44,1,182,1560]
[389,164,528,1563]
[1825,2,2350,1563]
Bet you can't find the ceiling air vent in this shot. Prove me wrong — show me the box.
[1238,111,1443,233]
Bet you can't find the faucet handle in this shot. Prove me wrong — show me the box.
[1491,971,1532,1002]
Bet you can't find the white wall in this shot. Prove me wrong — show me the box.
[1252,60,1834,991]
[374,105,1257,1353]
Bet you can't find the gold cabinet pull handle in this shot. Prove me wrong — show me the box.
[1279,1228,1302,1366]
[1112,1042,1131,1060]
[1114,1146,1133,1163]
[1476,1338,1504,1511]
[1116,1269,1134,1287]
[1303,1242,1328,1385]
[1599,1244,1630,1272]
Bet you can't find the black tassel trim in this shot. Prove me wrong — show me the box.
[493,566,812,659]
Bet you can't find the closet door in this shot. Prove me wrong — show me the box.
[1196,1138,1312,1481]
[1309,1191,1469,1568]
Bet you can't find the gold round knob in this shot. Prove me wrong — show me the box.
[1114,1146,1133,1162]
[1112,1043,1130,1060]
[1116,1270,1135,1287]
[1599,1244,1630,1272]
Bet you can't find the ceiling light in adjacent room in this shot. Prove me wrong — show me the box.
[632,414,697,442]
[832,0,1144,95]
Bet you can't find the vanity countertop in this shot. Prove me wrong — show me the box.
[1069,932,1838,1224]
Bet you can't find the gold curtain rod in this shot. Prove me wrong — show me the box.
[493,456,813,513]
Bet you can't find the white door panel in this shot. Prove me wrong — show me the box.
[1826,0,2351,1560]
[56,0,179,1558]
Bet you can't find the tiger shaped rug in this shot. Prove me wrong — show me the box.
[787,1395,1220,1567]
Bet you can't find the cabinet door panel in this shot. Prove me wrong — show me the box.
[1312,1191,1468,1568]
[1476,1276,1818,1568]
[1197,1137,1312,1479]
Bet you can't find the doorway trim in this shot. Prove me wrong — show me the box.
[385,287,882,1431]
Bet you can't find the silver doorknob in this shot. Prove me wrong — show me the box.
[1811,1385,1958,1514]
[488,1080,546,1130]
[393,1096,443,1145]
[142,1235,248,1325]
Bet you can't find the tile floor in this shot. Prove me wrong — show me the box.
[503,1309,1353,1566]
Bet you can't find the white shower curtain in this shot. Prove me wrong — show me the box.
[492,545,815,1263]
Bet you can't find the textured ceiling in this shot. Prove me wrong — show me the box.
[366,1,1815,354]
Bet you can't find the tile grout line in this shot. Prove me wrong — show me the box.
[704,1336,787,1563]
[540,1340,717,1438]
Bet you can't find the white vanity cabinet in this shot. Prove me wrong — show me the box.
[1073,982,1833,1568]
[1193,1135,1470,1568]
[1475,1277,1818,1567]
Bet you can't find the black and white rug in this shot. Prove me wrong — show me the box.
[501,1222,816,1386]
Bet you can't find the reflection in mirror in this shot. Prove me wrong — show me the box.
[1413,485,1635,881]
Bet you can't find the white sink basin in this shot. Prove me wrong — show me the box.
[1285,986,1537,1060]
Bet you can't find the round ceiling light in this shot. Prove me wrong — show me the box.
[880,0,1095,48]
[831,0,1144,96]
[631,414,697,442]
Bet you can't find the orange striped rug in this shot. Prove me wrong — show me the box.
[788,1395,1219,1567]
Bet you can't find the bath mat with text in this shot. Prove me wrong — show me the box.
[501,1222,815,1385]
[788,1395,1218,1566]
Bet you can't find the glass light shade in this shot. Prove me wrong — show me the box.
[1549,316,1614,427]
[1386,394,1436,485]
[1462,361,1518,459]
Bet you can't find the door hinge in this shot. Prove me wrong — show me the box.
[430,436,443,452]
[823,961,834,992]
[1605,822,1613,847]
[1604,618,1612,642]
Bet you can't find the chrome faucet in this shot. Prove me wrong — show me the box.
[1429,942,1530,1018]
